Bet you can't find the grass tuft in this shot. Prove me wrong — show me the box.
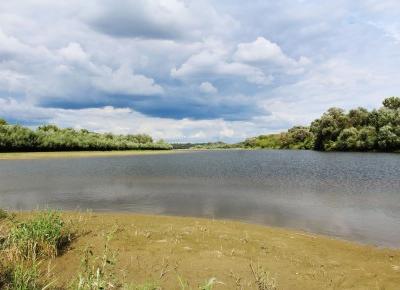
[6,211,71,261]
[10,260,41,290]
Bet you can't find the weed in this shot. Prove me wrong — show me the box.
[250,263,277,290]
[199,277,220,290]
[74,230,118,289]
[178,275,189,290]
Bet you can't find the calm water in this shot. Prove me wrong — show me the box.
[0,150,399,247]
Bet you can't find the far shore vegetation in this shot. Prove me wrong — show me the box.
[0,121,172,152]
[175,96,400,152]
[1,210,399,289]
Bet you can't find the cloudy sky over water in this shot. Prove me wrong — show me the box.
[0,0,399,142]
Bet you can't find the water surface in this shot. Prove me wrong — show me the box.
[0,150,399,247]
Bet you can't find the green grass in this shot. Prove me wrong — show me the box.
[6,211,71,261]
[8,260,54,290]
[0,210,68,289]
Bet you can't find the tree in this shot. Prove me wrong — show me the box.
[38,124,60,132]
[383,97,400,110]
[377,125,399,151]
[357,126,377,151]
[336,127,359,150]
[348,107,369,127]
[127,134,153,144]
[0,118,7,126]
[280,126,314,149]
[310,108,349,151]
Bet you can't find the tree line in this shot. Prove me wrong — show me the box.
[242,97,400,152]
[0,121,172,152]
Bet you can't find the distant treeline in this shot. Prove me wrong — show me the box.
[242,96,400,152]
[172,142,234,149]
[0,121,172,152]
[179,97,400,152]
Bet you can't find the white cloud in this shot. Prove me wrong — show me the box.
[0,28,27,57]
[171,43,273,85]
[235,37,290,65]
[59,42,89,63]
[0,70,29,93]
[93,65,164,96]
[234,37,311,74]
[199,82,218,94]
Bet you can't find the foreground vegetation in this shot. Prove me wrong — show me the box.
[1,210,399,289]
[0,121,172,152]
[241,97,400,152]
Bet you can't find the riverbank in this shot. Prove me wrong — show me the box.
[0,150,182,160]
[1,211,399,289]
[1,149,397,160]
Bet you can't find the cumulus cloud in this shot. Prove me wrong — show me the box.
[199,82,218,94]
[234,37,310,72]
[58,42,89,64]
[92,65,164,96]
[171,43,273,85]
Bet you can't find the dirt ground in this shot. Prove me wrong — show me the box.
[27,212,399,289]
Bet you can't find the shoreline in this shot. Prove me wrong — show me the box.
[3,210,400,289]
[0,149,184,160]
[0,148,398,160]
[9,209,397,249]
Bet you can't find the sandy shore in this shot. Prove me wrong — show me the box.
[8,211,398,289]
[0,150,182,160]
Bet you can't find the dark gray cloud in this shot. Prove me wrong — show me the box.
[87,0,237,40]
[38,90,268,121]
[89,1,184,39]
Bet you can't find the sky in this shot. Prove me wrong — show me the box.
[0,0,399,142]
